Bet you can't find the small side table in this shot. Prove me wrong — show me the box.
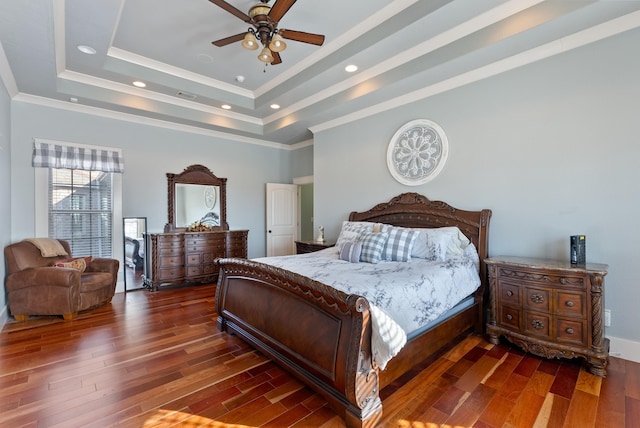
[485,256,609,376]
[295,240,335,254]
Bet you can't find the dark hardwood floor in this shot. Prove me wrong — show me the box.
[1,285,638,427]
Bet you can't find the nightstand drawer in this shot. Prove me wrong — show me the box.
[524,311,551,338]
[499,282,521,305]
[498,305,520,330]
[525,287,551,313]
[556,292,586,317]
[556,318,587,345]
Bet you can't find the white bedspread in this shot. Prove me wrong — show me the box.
[253,247,481,369]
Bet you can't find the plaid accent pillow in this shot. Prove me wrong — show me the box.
[339,241,362,263]
[382,227,419,262]
[359,232,388,264]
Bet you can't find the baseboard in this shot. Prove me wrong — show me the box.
[608,335,640,363]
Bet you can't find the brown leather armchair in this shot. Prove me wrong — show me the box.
[4,239,119,320]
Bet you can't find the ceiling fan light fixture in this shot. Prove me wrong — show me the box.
[248,2,271,19]
[241,32,259,50]
[269,33,287,52]
[258,47,274,63]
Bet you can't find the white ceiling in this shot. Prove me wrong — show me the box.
[1,0,640,147]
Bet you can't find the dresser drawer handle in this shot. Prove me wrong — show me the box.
[531,319,544,330]
[530,293,544,304]
[506,314,513,321]
[506,290,513,297]
[565,301,575,307]
[566,328,575,334]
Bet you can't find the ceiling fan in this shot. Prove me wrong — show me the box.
[209,0,325,65]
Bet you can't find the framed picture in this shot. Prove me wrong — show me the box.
[386,119,449,186]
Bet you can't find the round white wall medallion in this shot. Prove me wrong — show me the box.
[204,186,217,209]
[387,119,449,186]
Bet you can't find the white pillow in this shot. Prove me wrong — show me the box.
[410,226,471,261]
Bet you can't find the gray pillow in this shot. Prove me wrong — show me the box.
[339,241,362,263]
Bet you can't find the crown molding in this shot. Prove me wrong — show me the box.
[13,93,301,151]
[0,41,18,97]
[310,10,640,134]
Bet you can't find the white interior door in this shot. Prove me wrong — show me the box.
[266,183,298,257]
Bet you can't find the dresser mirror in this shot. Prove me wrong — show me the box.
[165,164,228,232]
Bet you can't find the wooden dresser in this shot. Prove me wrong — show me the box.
[486,256,609,376]
[147,230,248,291]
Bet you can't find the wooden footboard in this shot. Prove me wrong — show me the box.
[216,258,383,428]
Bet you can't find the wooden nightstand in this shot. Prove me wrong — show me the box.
[295,240,335,254]
[485,256,609,376]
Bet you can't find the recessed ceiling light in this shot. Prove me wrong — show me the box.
[77,45,96,55]
[132,81,146,88]
[221,104,232,110]
[235,75,245,83]
[69,97,78,103]
[270,104,280,109]
[345,64,358,73]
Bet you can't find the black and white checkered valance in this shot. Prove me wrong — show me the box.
[32,140,124,173]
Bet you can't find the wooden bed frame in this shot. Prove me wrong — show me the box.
[215,193,492,427]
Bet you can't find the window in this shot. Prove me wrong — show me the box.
[49,168,114,257]
[32,139,124,260]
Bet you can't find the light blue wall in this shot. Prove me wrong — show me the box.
[314,29,640,342]
[0,72,10,320]
[291,143,313,178]
[9,103,294,258]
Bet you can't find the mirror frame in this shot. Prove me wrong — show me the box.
[165,164,228,232]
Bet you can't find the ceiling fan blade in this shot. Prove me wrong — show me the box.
[208,0,251,22]
[211,33,246,47]
[268,0,297,23]
[279,29,325,46]
[271,51,283,65]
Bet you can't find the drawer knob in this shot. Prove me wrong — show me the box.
[530,293,544,304]
[565,301,575,307]
[506,290,513,297]
[566,328,575,334]
[531,319,544,330]
[506,314,513,321]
